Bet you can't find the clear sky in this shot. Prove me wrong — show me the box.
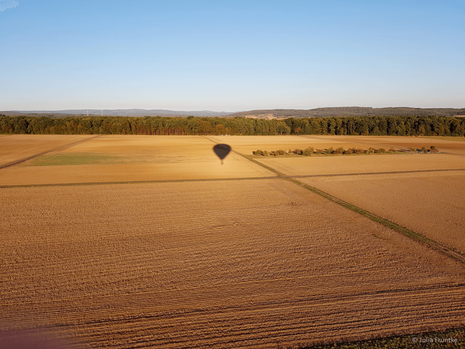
[1,0,464,112]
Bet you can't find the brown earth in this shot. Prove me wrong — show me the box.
[0,135,92,166]
[1,180,464,348]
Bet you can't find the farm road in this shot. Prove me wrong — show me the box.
[0,135,101,170]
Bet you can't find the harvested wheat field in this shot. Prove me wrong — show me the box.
[0,135,92,167]
[213,134,465,156]
[210,135,382,155]
[305,135,465,156]
[0,136,272,186]
[212,135,465,177]
[1,135,465,348]
[256,153,465,177]
[1,180,465,348]
[299,171,465,254]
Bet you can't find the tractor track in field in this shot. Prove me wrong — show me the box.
[3,167,464,189]
[0,135,102,170]
[205,136,465,264]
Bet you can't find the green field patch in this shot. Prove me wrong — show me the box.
[28,153,122,166]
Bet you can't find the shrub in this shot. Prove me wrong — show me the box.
[302,147,314,156]
[254,149,264,156]
[344,148,352,155]
[388,148,396,153]
[378,148,386,153]
[421,147,428,153]
[326,147,334,154]
[294,149,303,155]
[430,145,436,149]
[367,147,376,154]
[333,147,344,154]
[263,150,269,156]
[315,149,324,154]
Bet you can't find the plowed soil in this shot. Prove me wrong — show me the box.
[1,180,464,348]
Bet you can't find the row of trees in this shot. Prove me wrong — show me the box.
[1,115,464,137]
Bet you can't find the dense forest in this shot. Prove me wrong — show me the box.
[1,114,464,137]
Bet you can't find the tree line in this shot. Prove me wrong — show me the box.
[1,115,464,137]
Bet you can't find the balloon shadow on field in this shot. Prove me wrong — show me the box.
[213,144,232,164]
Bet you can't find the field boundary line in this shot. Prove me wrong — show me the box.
[0,176,282,189]
[0,135,102,170]
[286,168,465,178]
[205,137,465,264]
[3,168,464,188]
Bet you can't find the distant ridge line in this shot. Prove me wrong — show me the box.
[2,107,465,118]
[228,107,465,119]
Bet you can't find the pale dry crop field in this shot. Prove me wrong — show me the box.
[299,171,465,254]
[0,135,91,167]
[222,135,465,255]
[0,136,272,186]
[1,135,465,348]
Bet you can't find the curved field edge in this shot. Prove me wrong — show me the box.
[298,327,465,349]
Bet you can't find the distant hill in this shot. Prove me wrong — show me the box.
[229,107,465,119]
[1,109,233,117]
[2,107,465,119]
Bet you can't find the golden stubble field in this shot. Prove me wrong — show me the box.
[0,136,272,185]
[299,171,465,254]
[1,134,465,348]
[0,135,92,167]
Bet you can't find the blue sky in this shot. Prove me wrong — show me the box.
[1,0,464,111]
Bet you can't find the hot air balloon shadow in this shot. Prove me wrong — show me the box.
[213,144,231,164]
